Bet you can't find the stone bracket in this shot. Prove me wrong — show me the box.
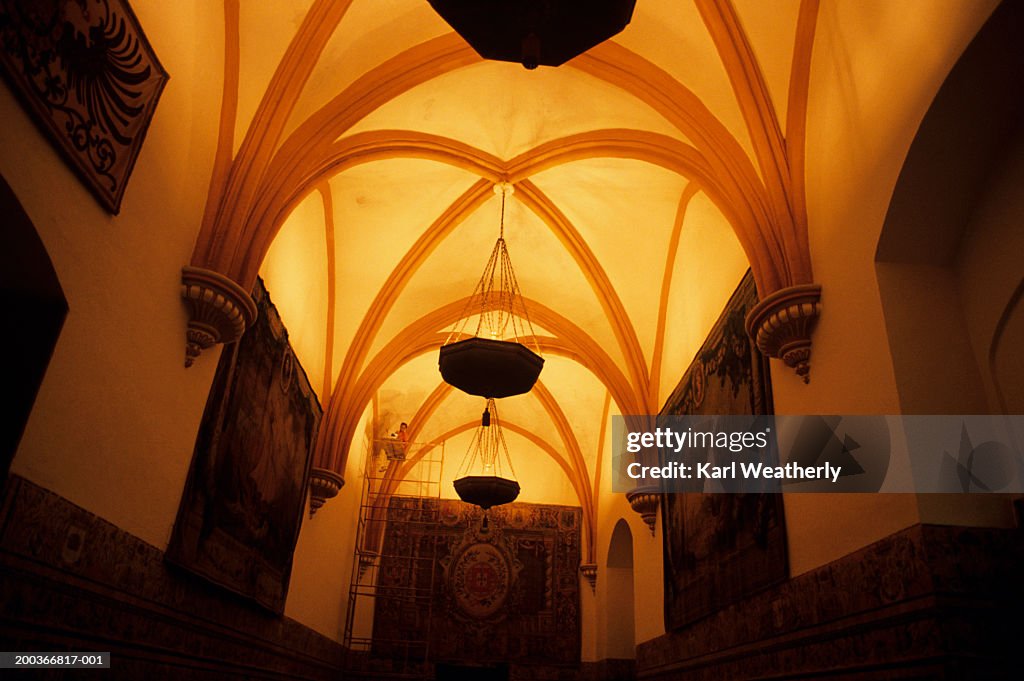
[745,284,822,383]
[626,485,660,536]
[579,563,597,593]
[309,467,345,517]
[181,266,257,367]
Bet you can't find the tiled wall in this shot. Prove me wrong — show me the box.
[0,476,345,680]
[638,522,1024,680]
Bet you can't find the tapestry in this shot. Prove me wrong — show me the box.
[372,499,581,668]
[0,0,168,213]
[660,270,787,630]
[167,278,320,614]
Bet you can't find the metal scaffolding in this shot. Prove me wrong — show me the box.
[343,438,445,680]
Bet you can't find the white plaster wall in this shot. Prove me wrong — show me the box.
[3,1,225,551]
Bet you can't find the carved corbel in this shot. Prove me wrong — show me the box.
[181,266,257,367]
[308,467,345,517]
[745,284,822,384]
[626,485,660,536]
[579,563,597,593]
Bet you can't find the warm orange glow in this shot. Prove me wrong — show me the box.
[6,0,1008,655]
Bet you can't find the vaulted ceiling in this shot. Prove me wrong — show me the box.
[186,0,998,555]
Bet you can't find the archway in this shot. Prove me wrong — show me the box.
[875,0,1023,525]
[604,518,636,661]
[0,174,68,477]
[876,0,1024,416]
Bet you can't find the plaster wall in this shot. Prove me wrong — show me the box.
[957,126,1024,415]
[3,1,225,551]
[775,0,999,575]
[0,2,355,643]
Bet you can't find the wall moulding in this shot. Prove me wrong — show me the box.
[308,467,345,517]
[579,562,597,592]
[626,485,660,536]
[745,284,822,383]
[180,266,257,367]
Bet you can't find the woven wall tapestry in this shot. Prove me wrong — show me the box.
[0,0,168,213]
[167,279,321,614]
[660,270,788,630]
[373,498,581,668]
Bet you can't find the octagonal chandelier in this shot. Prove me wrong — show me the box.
[441,182,540,511]
[439,182,544,399]
[429,0,636,70]
[453,399,520,512]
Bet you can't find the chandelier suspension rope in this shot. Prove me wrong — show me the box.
[442,182,541,356]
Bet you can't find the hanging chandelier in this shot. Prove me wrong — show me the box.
[453,399,520,510]
[439,182,543,399]
[428,0,636,70]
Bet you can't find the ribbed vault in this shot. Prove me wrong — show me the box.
[187,0,834,560]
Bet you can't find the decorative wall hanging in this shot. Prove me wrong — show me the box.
[0,0,169,214]
[167,278,320,614]
[429,0,636,70]
[660,271,788,631]
[453,399,520,512]
[373,498,581,668]
[439,182,543,399]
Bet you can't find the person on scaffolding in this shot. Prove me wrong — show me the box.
[386,422,409,462]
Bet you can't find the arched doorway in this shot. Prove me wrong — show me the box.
[604,518,635,660]
[0,174,68,477]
